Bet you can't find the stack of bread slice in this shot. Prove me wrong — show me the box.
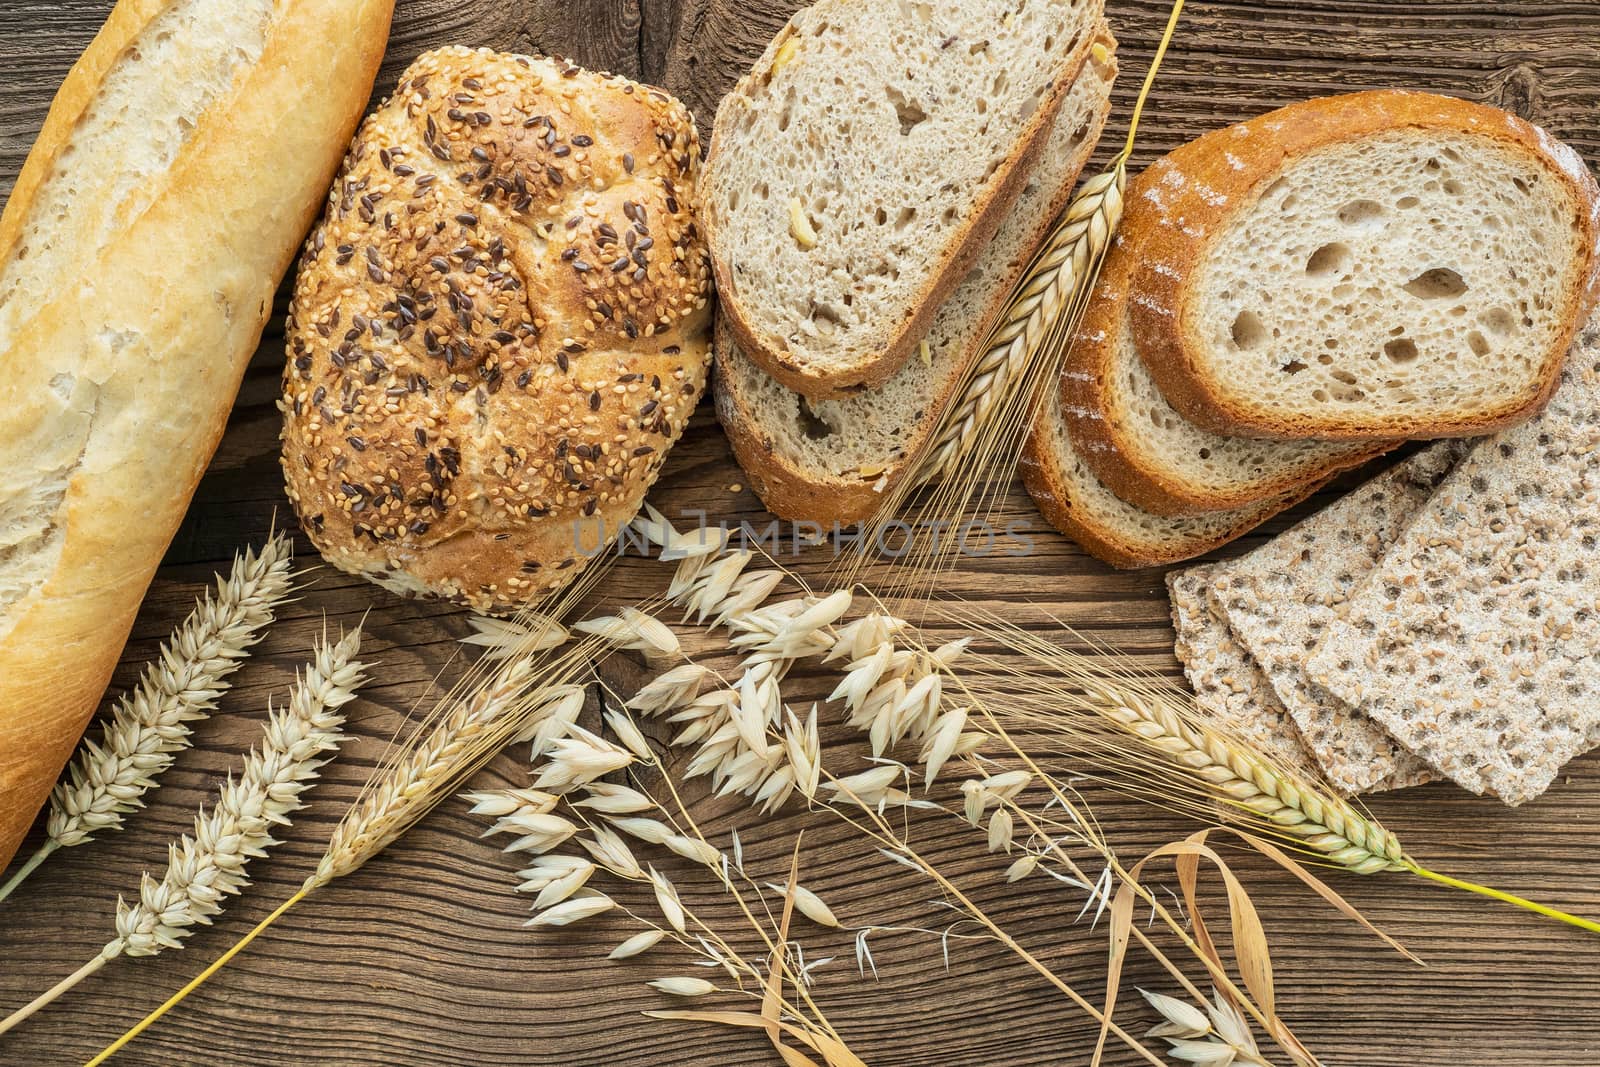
[1024,89,1600,566]
[705,0,1118,524]
[1127,93,1600,802]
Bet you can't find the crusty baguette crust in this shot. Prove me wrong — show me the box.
[0,0,392,871]
[714,35,1116,525]
[1128,90,1600,440]
[706,0,1102,400]
[1063,171,1394,515]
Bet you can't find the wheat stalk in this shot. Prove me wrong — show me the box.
[0,533,295,903]
[0,627,366,1036]
[915,163,1126,488]
[837,0,1191,597]
[87,558,619,1064]
[310,656,537,887]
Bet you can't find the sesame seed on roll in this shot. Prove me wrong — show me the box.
[280,47,712,613]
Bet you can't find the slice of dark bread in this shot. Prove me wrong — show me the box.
[715,35,1116,524]
[703,0,1106,399]
[1128,90,1600,440]
[1062,172,1393,516]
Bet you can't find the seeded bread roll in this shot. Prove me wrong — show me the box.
[714,34,1116,523]
[1129,90,1600,441]
[0,0,392,872]
[1062,190,1393,517]
[281,48,712,613]
[703,0,1106,398]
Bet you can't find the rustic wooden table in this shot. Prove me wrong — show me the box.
[4,1,1600,1064]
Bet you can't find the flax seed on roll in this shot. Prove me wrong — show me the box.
[281,47,712,613]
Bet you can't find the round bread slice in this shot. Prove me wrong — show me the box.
[1062,171,1394,516]
[1021,365,1328,569]
[1128,90,1600,440]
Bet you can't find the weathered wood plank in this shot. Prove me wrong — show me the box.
[3,1,1600,1065]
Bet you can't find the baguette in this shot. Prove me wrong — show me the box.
[715,34,1116,524]
[703,0,1106,399]
[1128,90,1600,441]
[0,0,393,870]
[1062,176,1393,516]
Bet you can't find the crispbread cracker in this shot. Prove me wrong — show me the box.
[1166,566,1320,782]
[1207,444,1470,794]
[1307,324,1600,806]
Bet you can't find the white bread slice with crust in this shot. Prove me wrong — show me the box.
[1062,169,1394,516]
[703,0,1106,400]
[1128,90,1600,441]
[715,32,1116,524]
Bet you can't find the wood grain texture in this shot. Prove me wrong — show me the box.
[4,1,1600,1065]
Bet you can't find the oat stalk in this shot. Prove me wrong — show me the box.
[0,534,295,904]
[0,628,366,1037]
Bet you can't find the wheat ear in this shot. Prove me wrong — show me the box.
[311,656,538,887]
[0,628,366,1036]
[915,165,1126,487]
[1088,681,1409,875]
[88,625,614,1065]
[0,534,295,903]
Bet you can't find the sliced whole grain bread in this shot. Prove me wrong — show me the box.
[1128,90,1600,440]
[1020,371,1327,569]
[1063,180,1393,516]
[715,35,1117,524]
[1167,565,1321,782]
[1204,443,1468,794]
[1306,321,1600,805]
[703,0,1106,399]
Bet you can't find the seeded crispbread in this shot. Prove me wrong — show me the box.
[1205,443,1470,794]
[1167,566,1321,783]
[1306,323,1600,805]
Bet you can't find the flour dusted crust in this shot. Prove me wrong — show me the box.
[282,48,713,613]
[1126,90,1600,441]
[1307,321,1600,805]
[1166,566,1320,783]
[1206,445,1467,794]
